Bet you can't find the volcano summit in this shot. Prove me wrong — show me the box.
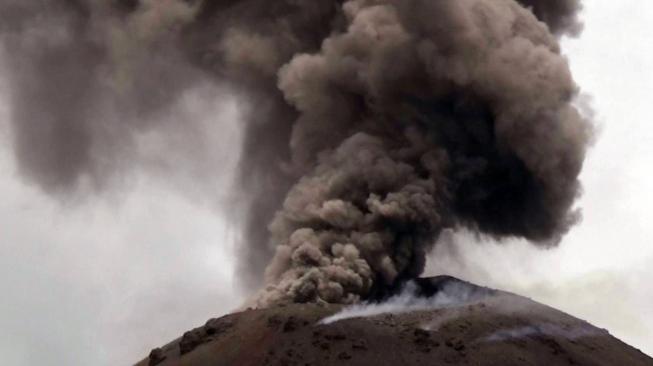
[136,277,652,366]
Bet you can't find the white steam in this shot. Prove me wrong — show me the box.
[320,280,492,324]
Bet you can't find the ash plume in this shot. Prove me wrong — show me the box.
[0,0,204,191]
[0,0,591,307]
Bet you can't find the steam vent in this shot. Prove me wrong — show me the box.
[135,277,652,366]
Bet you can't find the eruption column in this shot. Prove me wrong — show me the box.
[254,0,590,306]
[0,0,590,307]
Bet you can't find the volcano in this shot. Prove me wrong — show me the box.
[135,277,652,366]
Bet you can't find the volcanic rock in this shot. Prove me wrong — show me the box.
[134,277,652,366]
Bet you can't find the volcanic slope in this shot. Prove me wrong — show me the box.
[136,277,652,366]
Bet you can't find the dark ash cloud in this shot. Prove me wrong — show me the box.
[0,0,591,307]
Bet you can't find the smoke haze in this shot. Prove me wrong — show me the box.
[320,279,494,325]
[0,0,591,307]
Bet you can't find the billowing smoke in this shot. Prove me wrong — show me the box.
[0,0,206,192]
[250,0,591,306]
[0,0,591,307]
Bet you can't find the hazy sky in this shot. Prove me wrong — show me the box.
[1,1,652,365]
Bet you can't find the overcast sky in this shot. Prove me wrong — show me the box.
[1,1,652,365]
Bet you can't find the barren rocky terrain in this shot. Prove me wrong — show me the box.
[135,278,652,366]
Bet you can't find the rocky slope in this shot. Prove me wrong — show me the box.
[135,277,652,366]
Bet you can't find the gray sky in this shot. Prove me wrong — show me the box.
[1,1,652,364]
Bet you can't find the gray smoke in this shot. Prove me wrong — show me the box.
[0,0,205,192]
[0,0,591,307]
[518,0,583,35]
